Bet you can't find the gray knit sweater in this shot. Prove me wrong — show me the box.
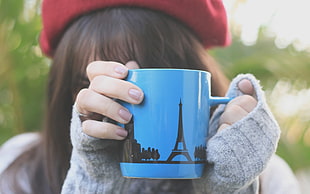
[62,74,281,194]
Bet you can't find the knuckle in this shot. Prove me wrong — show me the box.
[86,61,100,76]
[78,88,89,97]
[86,65,95,79]
[89,76,106,91]
[230,94,257,105]
[101,128,112,139]
[76,89,91,108]
[81,120,93,134]
[104,101,116,113]
[219,104,243,125]
[102,101,119,119]
[92,75,105,84]
[236,95,257,111]
[226,104,243,114]
[219,113,229,126]
[240,95,256,103]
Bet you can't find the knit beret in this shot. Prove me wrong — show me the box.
[40,0,231,57]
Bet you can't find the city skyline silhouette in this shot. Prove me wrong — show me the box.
[122,99,206,164]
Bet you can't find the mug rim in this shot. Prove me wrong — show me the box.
[128,68,211,76]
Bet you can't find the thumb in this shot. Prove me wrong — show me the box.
[238,79,255,96]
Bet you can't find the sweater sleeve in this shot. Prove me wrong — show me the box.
[61,105,125,193]
[61,105,194,194]
[193,74,281,193]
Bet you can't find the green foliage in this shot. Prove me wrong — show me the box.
[0,0,49,144]
[211,34,310,171]
[211,35,310,86]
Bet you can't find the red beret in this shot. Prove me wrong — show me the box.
[40,0,231,57]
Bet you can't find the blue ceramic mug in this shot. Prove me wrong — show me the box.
[120,69,231,179]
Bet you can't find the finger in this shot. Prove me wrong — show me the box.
[76,88,132,124]
[238,79,254,96]
[218,123,230,131]
[82,120,128,140]
[90,75,144,104]
[125,61,140,69]
[227,95,257,113]
[219,103,249,126]
[87,61,128,81]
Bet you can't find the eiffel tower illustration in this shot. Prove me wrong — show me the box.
[167,99,192,162]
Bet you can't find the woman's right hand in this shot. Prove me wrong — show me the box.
[75,61,143,140]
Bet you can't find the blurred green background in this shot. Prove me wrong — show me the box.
[1,0,309,178]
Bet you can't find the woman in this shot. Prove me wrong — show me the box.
[0,0,300,193]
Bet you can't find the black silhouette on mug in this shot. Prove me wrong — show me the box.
[122,99,206,164]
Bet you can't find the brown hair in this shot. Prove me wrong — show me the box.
[0,7,229,193]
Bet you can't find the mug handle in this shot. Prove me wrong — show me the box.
[210,96,232,106]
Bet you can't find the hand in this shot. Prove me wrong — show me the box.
[218,79,258,131]
[75,61,143,140]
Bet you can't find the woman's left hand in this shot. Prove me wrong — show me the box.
[218,79,258,131]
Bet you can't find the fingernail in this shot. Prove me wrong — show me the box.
[114,66,127,75]
[119,108,132,122]
[116,128,128,138]
[129,89,143,102]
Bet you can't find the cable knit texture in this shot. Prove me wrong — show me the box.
[61,74,281,194]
